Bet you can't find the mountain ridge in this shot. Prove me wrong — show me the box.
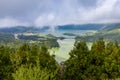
[0,23,120,33]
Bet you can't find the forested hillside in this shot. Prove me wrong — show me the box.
[0,32,15,43]
[75,23,120,43]
[0,39,120,80]
[57,23,120,30]
[0,23,120,33]
[0,26,50,33]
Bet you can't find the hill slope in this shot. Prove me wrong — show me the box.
[75,24,120,43]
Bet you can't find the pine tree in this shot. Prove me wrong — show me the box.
[64,41,89,80]
[0,46,13,80]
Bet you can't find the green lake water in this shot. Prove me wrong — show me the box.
[50,39,75,63]
[49,30,93,63]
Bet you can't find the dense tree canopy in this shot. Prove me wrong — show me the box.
[0,39,120,80]
[64,39,120,80]
[0,43,59,80]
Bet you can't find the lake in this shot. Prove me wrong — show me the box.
[49,30,93,63]
[50,39,75,63]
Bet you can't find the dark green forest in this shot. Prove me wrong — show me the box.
[0,39,120,80]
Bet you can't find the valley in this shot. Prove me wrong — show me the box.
[1,23,120,79]
[0,23,120,62]
[1,0,120,79]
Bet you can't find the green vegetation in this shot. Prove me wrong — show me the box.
[0,32,60,48]
[0,43,59,80]
[64,38,120,80]
[18,34,60,48]
[0,32,15,43]
[63,33,76,36]
[18,35,43,41]
[75,28,120,43]
[1,39,120,80]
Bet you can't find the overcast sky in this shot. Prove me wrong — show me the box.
[0,0,120,28]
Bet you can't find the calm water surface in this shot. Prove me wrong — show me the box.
[49,30,91,62]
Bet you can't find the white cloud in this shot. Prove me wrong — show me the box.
[34,14,56,28]
[0,17,29,28]
[0,0,120,28]
[34,0,120,28]
[73,0,120,24]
